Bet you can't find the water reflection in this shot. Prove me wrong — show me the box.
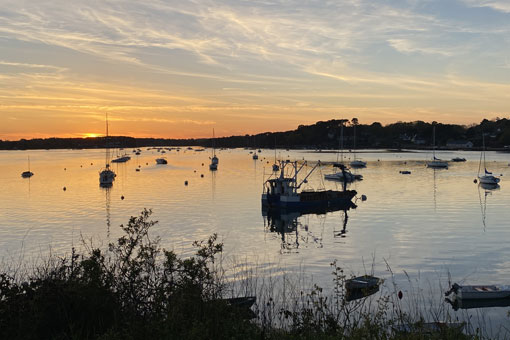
[446,297,510,311]
[263,202,356,253]
[101,186,112,236]
[478,183,498,231]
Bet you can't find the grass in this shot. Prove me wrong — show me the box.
[0,209,484,339]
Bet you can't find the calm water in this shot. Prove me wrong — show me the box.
[1,147,510,334]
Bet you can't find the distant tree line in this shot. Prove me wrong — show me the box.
[2,117,510,150]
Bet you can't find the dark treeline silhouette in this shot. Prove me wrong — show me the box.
[2,117,510,150]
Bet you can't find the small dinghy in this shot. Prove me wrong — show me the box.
[346,285,379,301]
[445,283,510,300]
[345,275,380,290]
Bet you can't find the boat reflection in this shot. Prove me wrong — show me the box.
[346,285,379,302]
[263,202,356,253]
[100,185,112,236]
[446,297,510,311]
[478,182,498,231]
[480,182,500,191]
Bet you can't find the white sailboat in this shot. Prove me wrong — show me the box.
[478,133,500,185]
[427,125,448,168]
[99,113,116,186]
[210,128,218,170]
[21,156,34,178]
[325,122,362,182]
[349,122,366,168]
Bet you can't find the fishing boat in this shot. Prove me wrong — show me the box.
[155,158,167,164]
[262,160,357,210]
[478,133,500,185]
[99,113,116,186]
[210,128,218,171]
[427,126,448,168]
[445,283,510,300]
[21,156,34,178]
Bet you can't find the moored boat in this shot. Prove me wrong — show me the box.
[345,275,380,290]
[210,128,219,170]
[324,163,363,182]
[445,283,510,300]
[99,113,116,187]
[478,133,500,185]
[427,126,448,168]
[350,160,367,168]
[111,155,131,163]
[21,156,34,178]
[262,160,357,210]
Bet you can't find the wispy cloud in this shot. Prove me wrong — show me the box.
[462,0,510,13]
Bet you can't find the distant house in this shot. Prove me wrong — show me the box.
[446,140,473,149]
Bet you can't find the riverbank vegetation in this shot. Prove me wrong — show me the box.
[0,210,482,339]
[2,117,510,151]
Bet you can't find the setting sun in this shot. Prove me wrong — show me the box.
[83,133,101,138]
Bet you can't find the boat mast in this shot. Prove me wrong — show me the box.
[479,132,486,176]
[432,125,436,159]
[105,113,110,169]
[353,123,356,161]
[274,136,277,163]
[212,128,215,157]
[340,123,344,164]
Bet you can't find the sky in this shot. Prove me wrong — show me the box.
[1,0,510,140]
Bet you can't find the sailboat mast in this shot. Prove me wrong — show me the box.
[353,124,356,161]
[432,125,436,159]
[482,132,486,169]
[274,136,277,163]
[339,123,344,164]
[105,113,109,168]
[212,128,215,157]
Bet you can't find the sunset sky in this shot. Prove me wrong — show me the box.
[1,0,510,140]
